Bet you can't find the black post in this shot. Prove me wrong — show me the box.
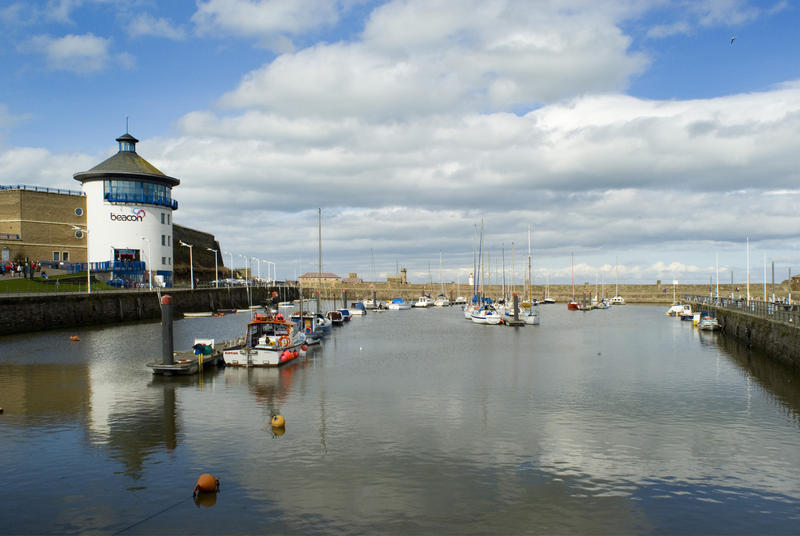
[161,294,174,365]
[343,289,347,309]
[372,289,377,308]
[513,293,519,321]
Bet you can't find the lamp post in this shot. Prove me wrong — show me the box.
[253,257,262,286]
[265,260,275,284]
[239,254,248,286]
[139,236,152,291]
[179,240,194,289]
[72,226,90,294]
[207,248,219,288]
[224,251,234,285]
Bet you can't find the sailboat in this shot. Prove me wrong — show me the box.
[523,226,540,324]
[567,253,582,310]
[542,271,555,304]
[434,251,450,306]
[610,257,626,305]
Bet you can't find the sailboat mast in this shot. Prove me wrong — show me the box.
[501,243,506,300]
[317,207,322,314]
[571,252,575,300]
[615,256,619,297]
[527,225,532,304]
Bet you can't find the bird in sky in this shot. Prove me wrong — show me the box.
[731,35,737,44]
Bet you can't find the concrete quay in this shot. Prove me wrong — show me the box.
[685,295,800,370]
[0,285,297,336]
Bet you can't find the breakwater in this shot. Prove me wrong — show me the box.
[0,286,298,336]
[685,296,800,370]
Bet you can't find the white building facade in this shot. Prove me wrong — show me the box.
[74,133,179,287]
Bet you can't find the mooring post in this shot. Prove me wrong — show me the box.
[513,293,519,321]
[343,289,347,308]
[161,294,174,365]
[372,289,377,307]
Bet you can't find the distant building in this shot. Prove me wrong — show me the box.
[298,272,341,286]
[386,267,408,285]
[0,185,87,264]
[341,272,362,284]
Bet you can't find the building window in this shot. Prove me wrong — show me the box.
[162,256,166,265]
[168,257,172,265]
[161,213,165,224]
[75,208,83,216]
[168,235,171,246]
[74,230,83,239]
[62,252,69,262]
[167,214,170,225]
[53,251,60,262]
[161,235,166,246]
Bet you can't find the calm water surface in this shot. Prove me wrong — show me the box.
[2,304,800,534]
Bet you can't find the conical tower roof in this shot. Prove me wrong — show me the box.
[74,132,179,186]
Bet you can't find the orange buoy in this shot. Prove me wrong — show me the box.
[301,345,308,351]
[193,473,219,496]
[70,336,80,341]
[293,350,299,358]
[271,414,285,428]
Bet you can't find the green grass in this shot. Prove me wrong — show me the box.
[0,273,116,293]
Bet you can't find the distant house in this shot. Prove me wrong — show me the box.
[341,272,362,284]
[298,271,341,286]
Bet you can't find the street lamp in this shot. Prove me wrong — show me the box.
[207,247,219,288]
[252,257,261,285]
[238,254,249,286]
[179,240,194,289]
[264,260,275,284]
[139,236,152,291]
[224,251,234,284]
[72,226,90,294]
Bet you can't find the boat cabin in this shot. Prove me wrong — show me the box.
[246,320,293,349]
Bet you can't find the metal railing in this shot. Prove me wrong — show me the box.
[1,233,21,240]
[104,192,178,209]
[683,294,800,325]
[1,184,84,196]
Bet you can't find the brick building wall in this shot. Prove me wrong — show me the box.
[0,188,87,263]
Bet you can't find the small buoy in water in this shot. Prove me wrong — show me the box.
[271,414,286,428]
[193,473,219,496]
[301,344,308,351]
[293,350,299,358]
[70,336,80,341]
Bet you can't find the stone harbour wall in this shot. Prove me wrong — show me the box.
[0,286,298,336]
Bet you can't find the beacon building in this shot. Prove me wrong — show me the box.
[74,133,179,287]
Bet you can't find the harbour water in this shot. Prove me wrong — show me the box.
[2,304,800,534]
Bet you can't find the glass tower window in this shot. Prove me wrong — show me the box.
[103,180,175,209]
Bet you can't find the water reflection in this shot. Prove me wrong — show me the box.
[1,306,800,534]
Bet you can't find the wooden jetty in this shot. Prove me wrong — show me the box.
[146,337,242,375]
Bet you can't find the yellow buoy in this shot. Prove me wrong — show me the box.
[271,414,285,428]
[193,473,219,496]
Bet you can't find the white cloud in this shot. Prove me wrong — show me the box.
[219,0,649,118]
[0,147,96,188]
[127,13,187,41]
[27,33,112,73]
[192,0,342,48]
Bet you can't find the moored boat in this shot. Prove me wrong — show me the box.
[698,313,720,331]
[471,304,503,324]
[223,315,307,367]
[413,295,432,308]
[388,298,411,310]
[326,310,344,326]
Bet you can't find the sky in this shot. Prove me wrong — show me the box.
[2,0,800,287]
